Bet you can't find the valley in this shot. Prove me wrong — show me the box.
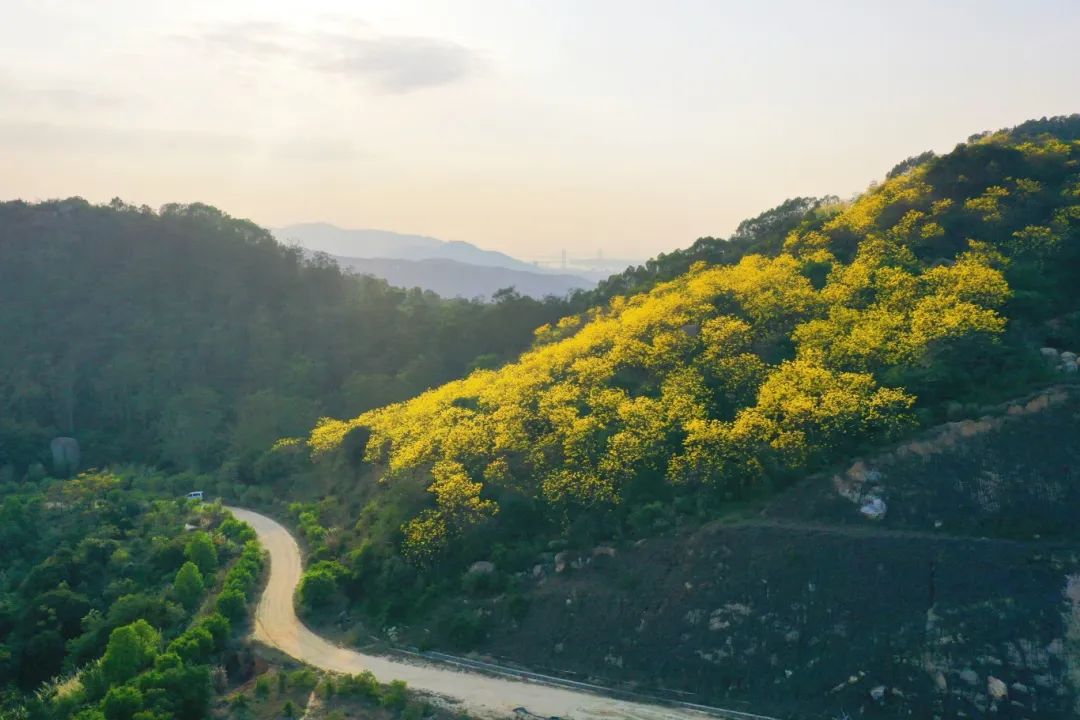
[3,115,1080,718]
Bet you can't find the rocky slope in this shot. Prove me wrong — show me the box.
[443,385,1080,719]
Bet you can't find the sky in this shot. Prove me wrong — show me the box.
[2,1,1079,261]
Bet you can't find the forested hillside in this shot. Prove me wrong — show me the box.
[0,471,263,718]
[0,200,576,476]
[3,114,1080,718]
[294,117,1080,624]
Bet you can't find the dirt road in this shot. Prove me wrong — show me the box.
[226,507,766,720]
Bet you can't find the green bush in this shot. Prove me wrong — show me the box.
[167,626,213,663]
[401,700,428,720]
[101,685,143,720]
[336,671,379,700]
[287,667,318,692]
[215,587,247,622]
[461,568,504,597]
[298,561,346,609]
[379,679,408,711]
[173,562,205,612]
[102,621,160,684]
[184,532,218,576]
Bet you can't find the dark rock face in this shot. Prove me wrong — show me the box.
[50,436,80,476]
[480,523,1078,719]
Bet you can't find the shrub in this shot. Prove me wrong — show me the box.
[102,621,160,684]
[215,588,247,622]
[379,679,408,711]
[336,671,379,700]
[196,613,231,651]
[184,532,218,576]
[173,561,205,612]
[288,668,318,692]
[167,626,213,663]
[298,561,346,609]
[101,685,143,720]
[217,517,256,543]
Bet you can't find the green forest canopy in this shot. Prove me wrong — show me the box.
[0,200,580,476]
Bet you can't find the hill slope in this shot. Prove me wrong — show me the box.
[309,117,1080,561]
[0,201,576,475]
[469,386,1080,718]
[264,117,1080,720]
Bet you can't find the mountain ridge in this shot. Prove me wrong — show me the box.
[274,222,562,275]
[331,255,595,300]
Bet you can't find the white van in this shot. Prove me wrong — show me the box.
[185,491,204,501]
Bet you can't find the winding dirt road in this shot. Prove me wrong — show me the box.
[226,507,761,720]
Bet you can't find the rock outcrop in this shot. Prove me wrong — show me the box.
[49,436,80,477]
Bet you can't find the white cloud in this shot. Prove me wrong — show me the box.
[183,21,482,94]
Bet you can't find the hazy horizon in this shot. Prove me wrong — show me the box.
[3,0,1079,259]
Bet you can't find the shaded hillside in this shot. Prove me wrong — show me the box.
[332,256,594,300]
[0,200,576,475]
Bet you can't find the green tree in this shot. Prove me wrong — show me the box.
[215,587,247,622]
[173,561,205,612]
[101,685,143,720]
[101,621,160,684]
[184,532,218,576]
[297,562,344,609]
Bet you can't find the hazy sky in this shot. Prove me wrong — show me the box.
[2,1,1079,260]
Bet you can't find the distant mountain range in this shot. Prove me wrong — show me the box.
[273,223,605,299]
[330,256,593,300]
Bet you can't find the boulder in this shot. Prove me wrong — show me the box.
[554,551,570,573]
[987,676,1008,700]
[50,436,80,477]
[1040,347,1060,362]
[468,560,496,575]
[869,685,886,702]
[1061,351,1078,363]
[591,545,617,558]
[1062,360,1078,374]
[859,495,887,520]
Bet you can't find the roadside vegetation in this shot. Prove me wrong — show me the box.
[220,664,470,720]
